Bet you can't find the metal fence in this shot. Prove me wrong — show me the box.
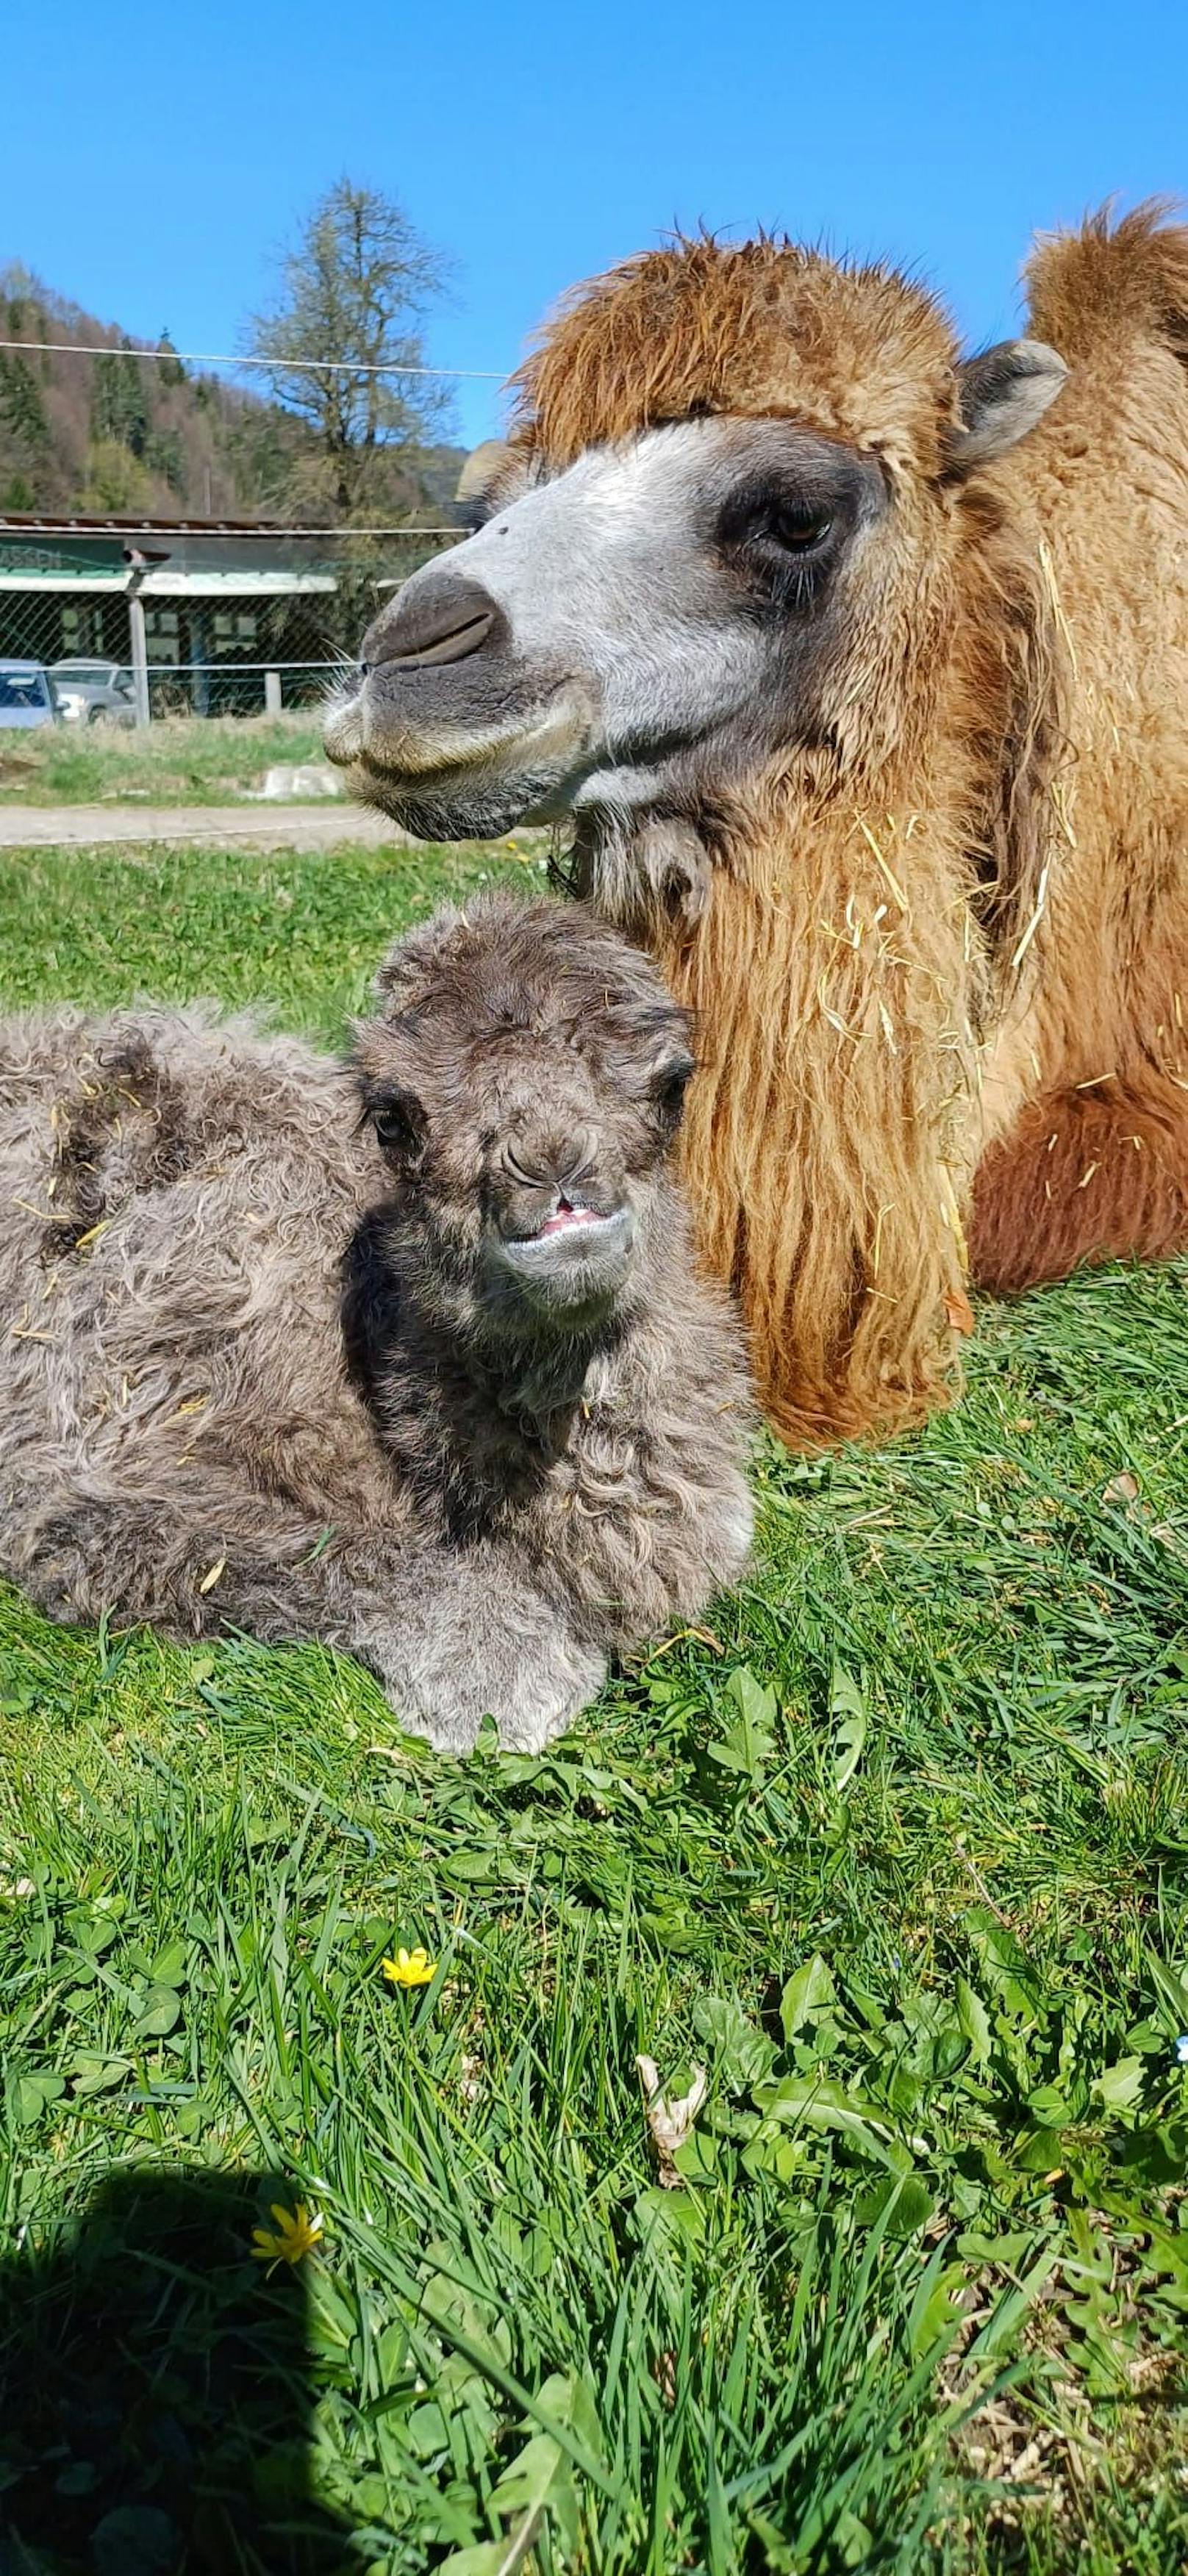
[0,527,462,720]
[0,308,503,719]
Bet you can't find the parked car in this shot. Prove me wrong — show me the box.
[49,658,137,726]
[0,660,60,730]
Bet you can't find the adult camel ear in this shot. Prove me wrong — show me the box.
[454,439,531,528]
[943,340,1068,476]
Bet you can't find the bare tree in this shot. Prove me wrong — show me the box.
[243,179,454,521]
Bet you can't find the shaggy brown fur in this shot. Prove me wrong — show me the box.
[509,234,963,481]
[0,896,753,1751]
[513,206,1188,1446]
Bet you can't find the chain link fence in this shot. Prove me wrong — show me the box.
[0,527,461,719]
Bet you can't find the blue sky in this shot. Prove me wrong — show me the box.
[6,0,1186,451]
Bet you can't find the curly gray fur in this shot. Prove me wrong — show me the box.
[0,893,753,1751]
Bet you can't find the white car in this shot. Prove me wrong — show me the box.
[50,659,137,727]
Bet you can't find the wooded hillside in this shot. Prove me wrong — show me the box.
[0,264,465,523]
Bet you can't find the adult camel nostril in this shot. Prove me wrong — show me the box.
[365,576,499,671]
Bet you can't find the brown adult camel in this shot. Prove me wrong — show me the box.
[326,204,1188,1448]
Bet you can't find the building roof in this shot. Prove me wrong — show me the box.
[0,517,338,597]
[0,567,337,596]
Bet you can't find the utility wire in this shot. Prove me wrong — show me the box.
[0,339,504,380]
[97,660,355,675]
[0,522,466,539]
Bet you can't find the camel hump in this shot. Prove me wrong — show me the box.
[1025,198,1188,369]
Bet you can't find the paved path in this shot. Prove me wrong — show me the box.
[0,803,406,851]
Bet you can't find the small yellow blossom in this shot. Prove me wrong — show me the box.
[382,1945,435,1989]
[251,2201,324,2270]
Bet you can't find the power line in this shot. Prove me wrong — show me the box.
[1,522,466,539]
[0,339,504,381]
[103,661,354,675]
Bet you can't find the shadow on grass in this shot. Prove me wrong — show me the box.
[0,2166,357,2575]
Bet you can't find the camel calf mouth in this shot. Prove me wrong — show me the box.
[490,1202,636,1311]
[534,1199,607,1237]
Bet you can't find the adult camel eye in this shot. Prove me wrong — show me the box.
[770,506,833,551]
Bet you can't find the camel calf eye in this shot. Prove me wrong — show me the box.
[368,1090,425,1160]
[652,1053,696,1129]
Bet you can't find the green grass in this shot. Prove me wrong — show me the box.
[0,711,329,806]
[0,836,543,1041]
[2,841,1188,2575]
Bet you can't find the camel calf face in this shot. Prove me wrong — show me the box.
[351,896,695,1335]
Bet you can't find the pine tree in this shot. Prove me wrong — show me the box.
[90,344,151,459]
[156,332,185,390]
[0,354,51,460]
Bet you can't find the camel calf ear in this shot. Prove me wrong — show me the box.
[945,340,1068,476]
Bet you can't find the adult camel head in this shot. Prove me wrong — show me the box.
[324,239,1064,849]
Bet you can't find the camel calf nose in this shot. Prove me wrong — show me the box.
[363,573,501,670]
[503,1127,598,1191]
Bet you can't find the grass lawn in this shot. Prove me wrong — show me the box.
[0,711,329,806]
[2,840,1188,2575]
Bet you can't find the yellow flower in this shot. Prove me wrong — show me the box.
[251,2201,324,2270]
[382,1945,435,1989]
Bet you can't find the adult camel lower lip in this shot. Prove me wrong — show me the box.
[349,678,579,789]
[354,744,500,792]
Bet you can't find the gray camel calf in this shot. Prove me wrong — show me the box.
[0,894,753,1751]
